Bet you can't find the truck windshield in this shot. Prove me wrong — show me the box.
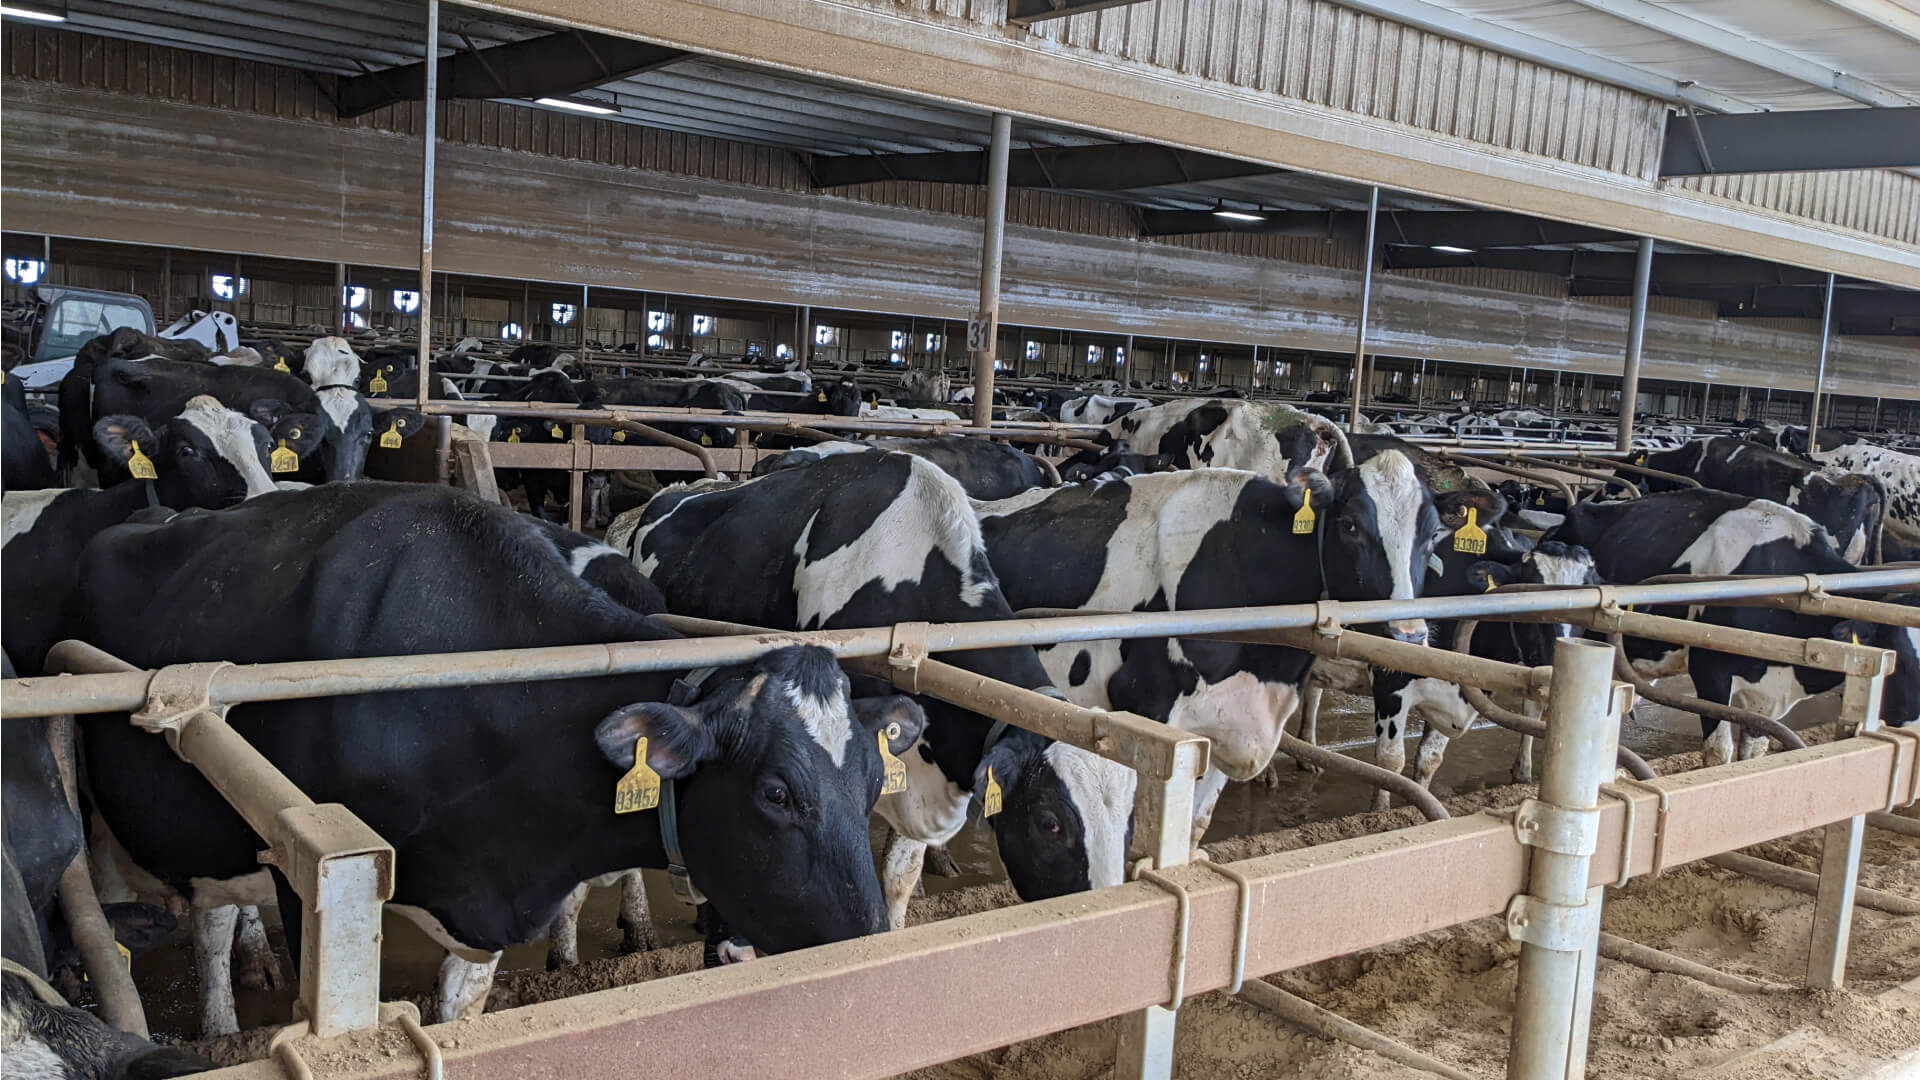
[37,297,150,361]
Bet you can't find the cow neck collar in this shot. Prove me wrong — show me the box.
[314,383,358,392]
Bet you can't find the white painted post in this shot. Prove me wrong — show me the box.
[1114,738,1204,1080]
[1506,638,1625,1080]
[1808,653,1890,988]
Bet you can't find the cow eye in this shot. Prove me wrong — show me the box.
[177,444,197,458]
[1036,811,1062,835]
[1339,517,1360,534]
[761,783,789,808]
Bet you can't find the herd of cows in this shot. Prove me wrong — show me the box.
[3,329,1919,1075]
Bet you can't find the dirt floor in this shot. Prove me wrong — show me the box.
[165,685,1920,1077]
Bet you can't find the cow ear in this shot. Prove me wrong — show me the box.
[274,413,326,456]
[376,408,429,439]
[1282,467,1334,513]
[248,398,289,427]
[852,695,927,758]
[108,364,154,391]
[1468,561,1520,593]
[94,415,158,466]
[595,703,716,781]
[1830,620,1876,649]
[972,731,1042,819]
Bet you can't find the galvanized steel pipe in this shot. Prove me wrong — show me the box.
[1616,237,1654,452]
[416,0,439,411]
[1349,185,1378,434]
[971,113,1012,428]
[1809,272,1836,449]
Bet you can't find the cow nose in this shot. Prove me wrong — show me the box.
[1388,619,1429,645]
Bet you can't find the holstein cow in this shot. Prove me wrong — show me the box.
[1645,436,1885,563]
[975,450,1445,845]
[1549,489,1920,765]
[610,452,1094,929]
[1807,439,1920,533]
[1060,399,1348,481]
[75,483,924,1028]
[4,397,320,676]
[1059,394,1151,426]
[55,328,211,474]
[753,437,1054,500]
[4,373,58,492]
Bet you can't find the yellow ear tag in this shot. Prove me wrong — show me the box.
[612,430,627,443]
[982,766,1003,818]
[369,372,388,394]
[1292,488,1316,535]
[1852,632,1861,646]
[273,358,291,374]
[127,440,158,480]
[878,725,907,795]
[816,390,828,403]
[1484,574,1497,593]
[115,941,132,974]
[270,440,299,474]
[700,432,713,446]
[1453,506,1487,555]
[550,424,565,439]
[614,736,661,814]
[379,421,403,449]
[507,428,521,443]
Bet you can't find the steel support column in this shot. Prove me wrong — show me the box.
[1808,652,1890,988]
[798,304,811,369]
[1506,638,1625,1080]
[1616,237,1654,451]
[1349,185,1379,433]
[970,113,1012,428]
[415,0,439,413]
[1809,272,1836,448]
[334,261,346,335]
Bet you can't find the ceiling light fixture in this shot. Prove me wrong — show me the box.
[1430,244,1476,255]
[1211,201,1266,223]
[535,96,616,115]
[1,3,67,21]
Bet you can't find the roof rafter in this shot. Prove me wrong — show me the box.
[332,29,689,118]
[809,143,1282,190]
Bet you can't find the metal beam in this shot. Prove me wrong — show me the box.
[1815,0,1920,46]
[1007,0,1156,25]
[332,29,689,118]
[1566,0,1914,109]
[1141,209,1626,245]
[810,143,1282,190]
[1619,238,1653,451]
[1660,107,1920,176]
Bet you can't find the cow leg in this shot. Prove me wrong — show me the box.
[882,831,927,932]
[1702,721,1738,769]
[614,869,655,954]
[1294,685,1325,772]
[923,846,962,878]
[1189,767,1230,849]
[1511,700,1539,784]
[232,905,282,991]
[1412,724,1451,793]
[438,952,502,1022]
[546,882,590,970]
[1371,716,1408,813]
[193,905,240,1037]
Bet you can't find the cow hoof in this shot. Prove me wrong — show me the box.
[1370,792,1392,813]
[923,846,962,879]
[545,951,577,972]
[618,930,658,955]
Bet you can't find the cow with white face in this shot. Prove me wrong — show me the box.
[977,449,1445,846]
[1059,399,1347,481]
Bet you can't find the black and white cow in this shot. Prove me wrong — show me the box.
[74,483,923,1026]
[1061,399,1347,481]
[976,450,1445,845]
[590,376,747,449]
[611,452,1096,924]
[1645,436,1885,563]
[1549,489,1920,765]
[3,373,57,493]
[3,397,320,677]
[752,437,1053,500]
[1059,394,1151,426]
[1807,439,1920,533]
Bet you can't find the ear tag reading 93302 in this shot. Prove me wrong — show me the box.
[614,736,661,814]
[1453,506,1487,555]
[1292,488,1315,535]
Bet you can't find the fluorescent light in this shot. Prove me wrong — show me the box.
[1212,208,1266,222]
[1,4,67,20]
[535,96,616,115]
[1430,244,1476,255]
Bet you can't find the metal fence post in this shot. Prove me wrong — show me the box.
[1506,638,1626,1080]
[1808,651,1890,989]
[1114,737,1205,1080]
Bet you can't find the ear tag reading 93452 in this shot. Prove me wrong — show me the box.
[878,725,908,795]
[270,440,299,474]
[1292,488,1315,535]
[1453,506,1487,555]
[614,736,661,814]
[982,766,1004,818]
[128,440,158,480]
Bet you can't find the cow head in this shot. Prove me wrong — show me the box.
[93,396,307,508]
[1306,451,1446,643]
[1831,618,1920,731]
[825,378,864,418]
[972,728,1134,899]
[302,337,375,483]
[1799,473,1883,564]
[592,647,925,953]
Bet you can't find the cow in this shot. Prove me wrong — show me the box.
[1644,436,1886,563]
[491,369,593,520]
[1806,439,1920,533]
[1058,399,1348,482]
[4,397,321,677]
[300,336,384,483]
[1548,489,1920,765]
[55,329,212,474]
[752,437,1054,500]
[1059,394,1151,426]
[73,482,925,1029]
[4,374,57,493]
[590,376,746,449]
[975,449,1445,848]
[1349,433,1509,531]
[610,452,1091,928]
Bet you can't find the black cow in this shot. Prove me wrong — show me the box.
[4,373,57,492]
[1645,437,1885,563]
[591,376,746,450]
[752,437,1053,500]
[1549,489,1920,764]
[493,369,589,520]
[55,329,212,473]
[3,398,319,677]
[612,452,1082,924]
[74,483,924,1025]
[976,449,1445,849]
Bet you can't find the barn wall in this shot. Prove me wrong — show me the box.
[5,75,1918,398]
